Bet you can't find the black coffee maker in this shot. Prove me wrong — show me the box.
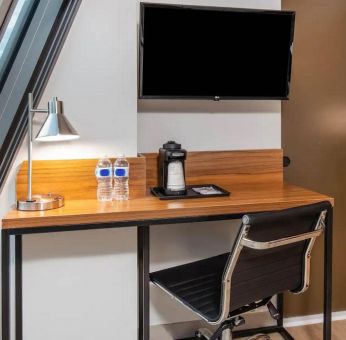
[158,141,187,196]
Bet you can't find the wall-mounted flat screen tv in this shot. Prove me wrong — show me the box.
[139,3,295,100]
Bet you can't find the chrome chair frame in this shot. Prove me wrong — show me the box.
[152,209,327,339]
[210,209,327,326]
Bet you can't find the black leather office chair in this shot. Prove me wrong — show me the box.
[150,201,331,340]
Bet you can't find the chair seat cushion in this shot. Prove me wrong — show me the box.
[150,253,229,323]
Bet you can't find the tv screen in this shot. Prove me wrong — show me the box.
[139,4,295,100]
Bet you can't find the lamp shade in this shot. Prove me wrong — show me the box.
[35,97,79,142]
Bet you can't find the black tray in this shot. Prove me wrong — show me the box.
[150,184,230,200]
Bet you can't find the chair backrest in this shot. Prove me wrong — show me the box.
[220,201,331,319]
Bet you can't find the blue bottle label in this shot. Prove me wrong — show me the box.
[114,167,129,178]
[95,167,112,178]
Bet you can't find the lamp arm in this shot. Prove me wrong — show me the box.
[27,94,33,201]
[31,109,49,114]
[26,94,48,202]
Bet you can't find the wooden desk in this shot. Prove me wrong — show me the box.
[2,181,332,230]
[1,150,334,340]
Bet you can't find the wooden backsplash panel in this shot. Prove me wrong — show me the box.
[143,149,283,187]
[16,150,283,200]
[16,156,146,200]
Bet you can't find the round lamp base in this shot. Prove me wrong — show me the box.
[17,194,64,211]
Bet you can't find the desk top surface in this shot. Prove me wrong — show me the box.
[2,181,333,230]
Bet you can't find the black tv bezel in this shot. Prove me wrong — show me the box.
[138,3,295,101]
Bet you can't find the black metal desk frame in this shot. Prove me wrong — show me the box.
[2,209,333,340]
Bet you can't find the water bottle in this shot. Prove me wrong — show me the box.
[95,157,113,201]
[113,155,129,200]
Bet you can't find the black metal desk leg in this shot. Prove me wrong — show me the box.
[276,293,284,328]
[138,226,150,340]
[324,208,333,340]
[15,235,23,340]
[2,230,11,340]
[276,293,294,340]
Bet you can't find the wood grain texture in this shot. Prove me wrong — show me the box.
[3,149,333,229]
[3,181,333,229]
[143,149,284,188]
[16,156,146,200]
[288,320,346,340]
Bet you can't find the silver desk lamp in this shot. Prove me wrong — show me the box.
[17,93,79,211]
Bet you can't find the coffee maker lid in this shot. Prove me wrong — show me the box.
[162,141,181,150]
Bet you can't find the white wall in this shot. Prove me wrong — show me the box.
[0,0,281,338]
[35,0,138,159]
[0,0,11,27]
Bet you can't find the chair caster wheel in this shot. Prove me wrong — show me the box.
[195,331,204,339]
[248,334,271,340]
[195,328,213,339]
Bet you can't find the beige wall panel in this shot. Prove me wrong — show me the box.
[282,0,346,316]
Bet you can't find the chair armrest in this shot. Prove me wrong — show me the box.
[240,229,324,250]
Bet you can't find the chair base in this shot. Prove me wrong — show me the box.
[177,336,271,340]
[177,329,294,340]
[176,316,294,340]
[177,335,271,340]
[248,335,271,340]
